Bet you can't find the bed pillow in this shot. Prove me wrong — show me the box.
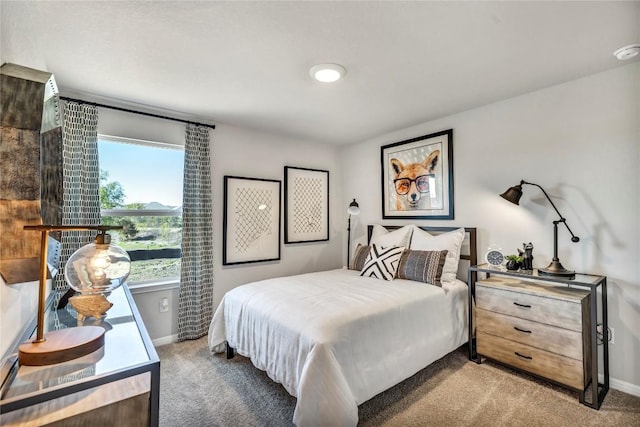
[396,249,448,286]
[360,244,404,281]
[369,224,413,248]
[349,243,371,271]
[409,226,465,284]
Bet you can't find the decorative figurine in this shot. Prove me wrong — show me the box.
[518,242,534,270]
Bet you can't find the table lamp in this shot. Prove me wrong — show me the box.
[500,180,579,278]
[19,225,130,366]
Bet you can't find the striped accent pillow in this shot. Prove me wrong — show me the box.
[360,244,405,281]
[397,249,449,286]
[349,244,371,271]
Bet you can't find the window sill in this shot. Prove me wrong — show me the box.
[128,279,180,295]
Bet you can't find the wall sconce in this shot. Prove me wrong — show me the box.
[19,225,130,366]
[346,199,360,267]
[500,180,579,279]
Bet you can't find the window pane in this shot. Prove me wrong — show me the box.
[98,139,184,209]
[99,137,184,284]
[102,215,182,283]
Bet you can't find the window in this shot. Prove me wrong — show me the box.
[98,135,184,284]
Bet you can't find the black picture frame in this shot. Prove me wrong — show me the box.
[223,175,281,265]
[284,166,329,244]
[381,129,454,220]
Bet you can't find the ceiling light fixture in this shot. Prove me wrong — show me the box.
[613,44,640,61]
[310,63,346,83]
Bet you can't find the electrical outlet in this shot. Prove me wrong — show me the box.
[159,297,169,313]
[596,324,615,345]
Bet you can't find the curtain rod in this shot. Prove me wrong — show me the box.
[59,96,215,129]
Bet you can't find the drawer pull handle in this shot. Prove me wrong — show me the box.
[514,326,532,334]
[515,352,533,360]
[513,302,531,309]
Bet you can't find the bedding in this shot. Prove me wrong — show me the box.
[396,249,448,286]
[369,224,413,248]
[208,268,468,426]
[348,243,370,270]
[358,244,405,280]
[409,226,465,284]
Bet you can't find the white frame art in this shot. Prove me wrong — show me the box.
[223,176,281,265]
[284,166,329,244]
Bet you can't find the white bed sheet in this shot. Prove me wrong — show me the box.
[208,268,468,427]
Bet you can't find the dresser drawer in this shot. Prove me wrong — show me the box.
[476,308,584,360]
[476,282,585,331]
[477,332,587,390]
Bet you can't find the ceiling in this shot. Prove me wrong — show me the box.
[1,1,638,145]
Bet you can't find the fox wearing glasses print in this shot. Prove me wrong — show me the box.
[390,150,440,211]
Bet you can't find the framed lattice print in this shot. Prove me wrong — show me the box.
[223,176,281,265]
[284,166,329,244]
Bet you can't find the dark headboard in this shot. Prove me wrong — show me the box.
[367,225,477,282]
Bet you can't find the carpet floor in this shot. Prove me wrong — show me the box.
[157,337,640,426]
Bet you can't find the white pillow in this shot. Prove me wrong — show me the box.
[370,224,413,248]
[409,226,465,284]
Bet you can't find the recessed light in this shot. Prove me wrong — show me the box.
[613,44,640,61]
[310,63,346,83]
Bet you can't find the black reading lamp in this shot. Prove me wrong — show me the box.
[500,180,580,278]
[346,199,360,267]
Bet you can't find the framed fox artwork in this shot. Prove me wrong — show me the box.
[380,129,454,220]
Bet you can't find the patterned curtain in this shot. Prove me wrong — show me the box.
[54,100,101,290]
[178,124,214,340]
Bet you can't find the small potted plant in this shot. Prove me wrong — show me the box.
[505,255,523,271]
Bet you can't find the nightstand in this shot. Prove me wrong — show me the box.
[468,264,608,410]
[0,285,160,426]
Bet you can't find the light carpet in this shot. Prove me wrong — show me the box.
[157,337,640,426]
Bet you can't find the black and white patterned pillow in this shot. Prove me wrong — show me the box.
[360,244,405,281]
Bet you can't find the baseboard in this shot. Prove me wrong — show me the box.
[152,334,179,347]
[600,374,640,397]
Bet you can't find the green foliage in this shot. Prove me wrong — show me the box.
[100,170,125,209]
[506,254,523,262]
[119,218,139,240]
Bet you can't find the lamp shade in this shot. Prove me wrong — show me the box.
[65,237,130,295]
[347,198,360,216]
[500,184,523,205]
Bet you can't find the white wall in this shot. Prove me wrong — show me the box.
[341,63,640,391]
[0,278,39,357]
[211,124,343,310]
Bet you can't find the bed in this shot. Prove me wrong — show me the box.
[208,225,477,426]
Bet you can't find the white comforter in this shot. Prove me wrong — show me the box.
[208,268,468,426]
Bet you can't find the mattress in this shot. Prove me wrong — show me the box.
[208,268,468,426]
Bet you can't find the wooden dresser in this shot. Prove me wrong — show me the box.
[475,277,591,390]
[468,265,609,409]
[0,285,160,426]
